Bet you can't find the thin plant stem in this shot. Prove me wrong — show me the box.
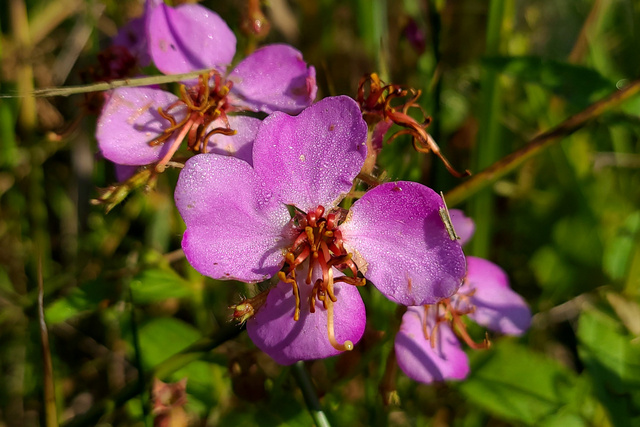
[292,361,332,427]
[445,79,640,207]
[357,0,389,81]
[0,68,219,99]
[10,0,36,131]
[128,289,151,427]
[469,0,505,259]
[38,255,58,427]
[426,0,446,187]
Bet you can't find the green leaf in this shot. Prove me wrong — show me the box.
[483,56,614,109]
[129,268,193,304]
[135,317,201,369]
[45,279,114,324]
[577,307,640,427]
[552,216,603,267]
[458,341,578,425]
[540,412,586,427]
[529,246,577,300]
[603,211,640,281]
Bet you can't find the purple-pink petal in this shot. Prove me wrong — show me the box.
[97,87,184,166]
[205,115,261,166]
[340,181,466,306]
[395,306,469,383]
[449,209,475,246]
[175,154,291,282]
[147,2,236,75]
[246,268,366,365]
[252,96,367,213]
[464,256,531,335]
[114,164,138,182]
[228,44,317,114]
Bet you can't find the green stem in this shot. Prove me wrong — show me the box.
[468,0,506,258]
[357,0,389,80]
[38,256,58,427]
[128,290,151,427]
[10,0,36,132]
[445,79,640,206]
[292,361,332,427]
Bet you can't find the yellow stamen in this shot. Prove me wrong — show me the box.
[326,297,353,352]
[278,271,300,321]
[324,268,353,352]
[305,226,315,246]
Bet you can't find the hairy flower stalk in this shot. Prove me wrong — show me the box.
[175,96,466,364]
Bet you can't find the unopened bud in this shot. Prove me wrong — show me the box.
[230,289,270,324]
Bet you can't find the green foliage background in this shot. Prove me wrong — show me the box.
[1,0,639,426]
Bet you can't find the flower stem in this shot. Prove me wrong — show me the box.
[38,256,58,427]
[292,361,332,427]
[468,0,506,259]
[445,78,640,207]
[128,289,151,427]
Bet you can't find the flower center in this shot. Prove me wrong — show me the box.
[421,286,491,350]
[279,205,365,351]
[150,72,237,172]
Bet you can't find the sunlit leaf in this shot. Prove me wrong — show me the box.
[129,268,193,304]
[458,341,578,425]
[483,56,614,108]
[577,307,640,427]
[134,317,201,368]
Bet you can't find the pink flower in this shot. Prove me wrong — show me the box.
[395,210,531,383]
[97,1,316,173]
[174,97,467,364]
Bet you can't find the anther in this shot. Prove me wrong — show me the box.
[305,226,315,246]
[326,297,353,352]
[278,271,300,321]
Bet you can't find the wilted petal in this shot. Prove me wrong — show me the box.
[253,96,367,212]
[371,119,393,151]
[228,44,317,114]
[97,87,184,166]
[395,307,469,383]
[175,154,291,282]
[112,15,150,67]
[449,209,475,246]
[464,256,531,335]
[341,181,466,306]
[205,115,261,166]
[247,269,365,365]
[148,3,236,75]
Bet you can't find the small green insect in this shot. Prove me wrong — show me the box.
[438,192,459,241]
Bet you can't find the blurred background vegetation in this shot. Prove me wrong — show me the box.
[1,0,639,425]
